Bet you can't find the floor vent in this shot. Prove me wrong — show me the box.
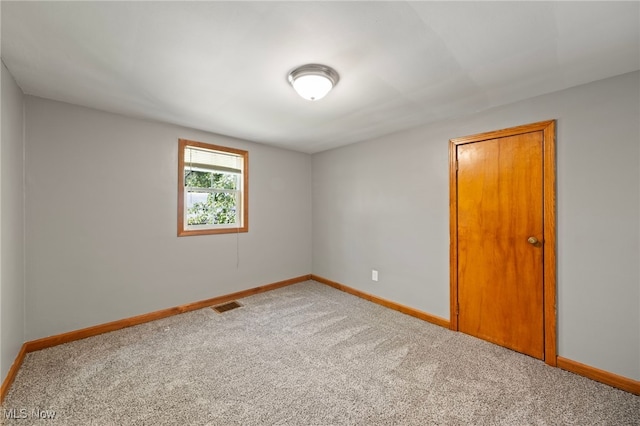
[212,301,242,314]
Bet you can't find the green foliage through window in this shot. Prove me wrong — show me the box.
[186,171,239,226]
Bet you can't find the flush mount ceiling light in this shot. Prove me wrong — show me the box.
[288,64,339,101]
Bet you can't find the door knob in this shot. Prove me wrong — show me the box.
[527,236,539,245]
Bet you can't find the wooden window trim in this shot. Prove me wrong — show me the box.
[178,138,249,236]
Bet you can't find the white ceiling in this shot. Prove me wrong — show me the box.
[2,1,639,153]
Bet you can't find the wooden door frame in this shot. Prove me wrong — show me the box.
[449,120,557,366]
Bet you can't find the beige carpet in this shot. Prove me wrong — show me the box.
[3,281,639,425]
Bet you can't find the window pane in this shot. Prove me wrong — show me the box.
[184,170,238,190]
[186,190,237,226]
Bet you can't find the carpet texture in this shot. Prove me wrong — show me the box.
[3,281,639,425]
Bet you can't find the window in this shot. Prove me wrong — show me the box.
[178,139,248,236]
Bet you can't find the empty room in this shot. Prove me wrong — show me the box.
[1,1,639,424]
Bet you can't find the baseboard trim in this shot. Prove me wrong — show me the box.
[556,356,640,396]
[4,274,637,402]
[0,274,311,403]
[25,274,311,353]
[311,275,639,396]
[0,343,27,403]
[311,274,450,328]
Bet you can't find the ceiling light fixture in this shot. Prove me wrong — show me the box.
[288,64,339,101]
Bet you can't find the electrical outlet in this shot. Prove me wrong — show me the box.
[372,270,379,282]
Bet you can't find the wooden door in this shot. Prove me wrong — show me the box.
[449,121,556,364]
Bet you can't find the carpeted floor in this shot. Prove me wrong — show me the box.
[3,281,639,425]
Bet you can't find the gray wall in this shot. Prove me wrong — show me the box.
[1,62,25,380]
[25,96,312,341]
[312,71,640,380]
[6,69,639,384]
